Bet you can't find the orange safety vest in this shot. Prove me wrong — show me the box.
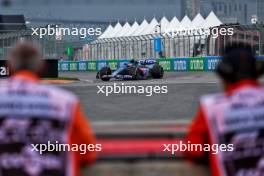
[0,71,96,176]
[186,80,264,176]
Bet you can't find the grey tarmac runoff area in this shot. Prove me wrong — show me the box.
[58,71,225,122]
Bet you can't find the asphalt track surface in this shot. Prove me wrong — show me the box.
[58,71,224,122]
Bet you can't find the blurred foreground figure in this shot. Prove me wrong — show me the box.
[186,44,264,176]
[0,43,96,176]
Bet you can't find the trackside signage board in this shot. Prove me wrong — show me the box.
[96,61,107,71]
[87,61,96,71]
[108,60,118,70]
[154,37,162,52]
[173,58,189,71]
[58,56,264,72]
[1,60,58,78]
[189,57,204,71]
[158,59,172,71]
[69,62,78,71]
[60,62,69,71]
[77,61,88,71]
[0,60,9,77]
[205,56,222,71]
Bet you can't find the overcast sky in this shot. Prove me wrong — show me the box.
[0,0,183,22]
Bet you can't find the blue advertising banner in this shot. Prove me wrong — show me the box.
[205,56,222,71]
[173,58,189,71]
[118,60,130,68]
[78,61,88,71]
[60,56,264,72]
[107,60,118,70]
[96,61,107,71]
[154,37,162,52]
[60,62,70,71]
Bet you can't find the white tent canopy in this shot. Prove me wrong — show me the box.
[125,21,139,37]
[191,13,205,28]
[132,19,149,36]
[115,22,131,37]
[202,11,222,28]
[88,11,224,60]
[180,16,192,29]
[105,22,122,38]
[98,11,222,39]
[142,17,158,35]
[167,17,180,30]
[98,25,113,39]
[160,17,170,33]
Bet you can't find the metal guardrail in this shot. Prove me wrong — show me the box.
[93,120,189,139]
[93,120,189,161]
[97,154,184,162]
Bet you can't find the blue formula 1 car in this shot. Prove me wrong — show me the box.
[96,59,164,81]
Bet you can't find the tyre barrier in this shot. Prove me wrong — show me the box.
[58,56,264,72]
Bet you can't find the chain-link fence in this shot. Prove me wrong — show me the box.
[1,24,263,61]
[0,29,51,59]
[87,24,264,60]
[0,29,86,60]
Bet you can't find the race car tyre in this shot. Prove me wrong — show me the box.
[151,64,164,79]
[127,67,142,80]
[135,68,144,80]
[99,67,112,81]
